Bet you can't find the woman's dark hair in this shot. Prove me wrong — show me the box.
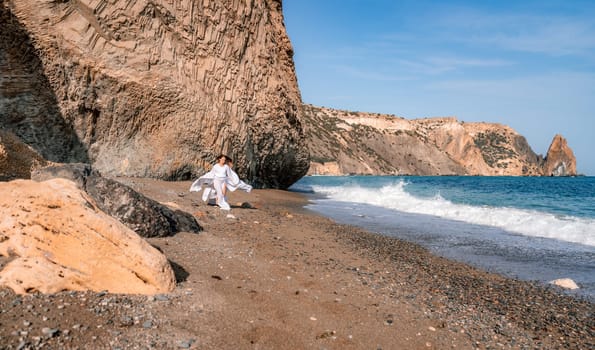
[216,154,227,161]
[226,156,233,163]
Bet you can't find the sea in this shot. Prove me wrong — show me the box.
[289,176,595,300]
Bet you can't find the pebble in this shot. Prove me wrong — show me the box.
[177,339,196,348]
[41,327,59,338]
[155,294,169,301]
[316,330,336,339]
[143,320,153,329]
[119,316,133,327]
[549,278,579,290]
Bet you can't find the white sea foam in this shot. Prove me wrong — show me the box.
[309,181,595,247]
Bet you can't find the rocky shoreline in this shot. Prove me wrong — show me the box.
[0,178,592,349]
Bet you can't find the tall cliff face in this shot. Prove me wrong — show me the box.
[0,0,308,188]
[304,105,574,176]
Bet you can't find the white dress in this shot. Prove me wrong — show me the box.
[189,165,252,210]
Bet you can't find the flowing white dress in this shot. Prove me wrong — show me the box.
[189,165,252,210]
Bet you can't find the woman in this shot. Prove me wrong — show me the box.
[189,155,232,210]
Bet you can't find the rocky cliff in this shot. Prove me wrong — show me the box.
[543,134,576,176]
[0,0,308,188]
[303,105,576,176]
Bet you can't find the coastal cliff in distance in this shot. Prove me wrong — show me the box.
[0,0,308,188]
[303,104,577,176]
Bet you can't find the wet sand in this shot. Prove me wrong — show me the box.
[0,178,592,349]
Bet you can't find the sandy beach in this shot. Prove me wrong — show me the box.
[0,178,592,349]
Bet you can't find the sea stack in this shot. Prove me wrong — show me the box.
[543,134,577,176]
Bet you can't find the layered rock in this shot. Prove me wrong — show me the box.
[303,105,465,176]
[0,178,176,294]
[543,135,577,176]
[0,0,308,188]
[303,105,574,176]
[0,129,49,181]
[0,3,88,164]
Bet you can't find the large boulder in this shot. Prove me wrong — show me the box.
[1,0,309,188]
[32,163,201,237]
[85,175,201,238]
[0,179,176,294]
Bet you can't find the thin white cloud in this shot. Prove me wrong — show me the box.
[426,57,513,68]
[422,56,513,74]
[434,10,595,56]
[424,72,595,103]
[333,64,416,82]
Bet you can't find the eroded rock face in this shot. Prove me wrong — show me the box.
[0,129,49,181]
[1,0,308,188]
[0,178,176,294]
[0,4,88,164]
[543,135,577,176]
[303,105,565,176]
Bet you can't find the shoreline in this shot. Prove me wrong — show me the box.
[1,178,592,349]
[298,195,595,302]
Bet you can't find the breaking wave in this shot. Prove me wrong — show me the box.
[305,180,595,247]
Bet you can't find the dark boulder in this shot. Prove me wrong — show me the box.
[85,175,201,237]
[32,163,201,237]
[31,163,97,189]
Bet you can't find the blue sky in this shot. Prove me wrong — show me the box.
[283,0,595,175]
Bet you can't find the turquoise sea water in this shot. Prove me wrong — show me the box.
[289,176,595,299]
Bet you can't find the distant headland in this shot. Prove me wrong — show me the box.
[302,104,577,177]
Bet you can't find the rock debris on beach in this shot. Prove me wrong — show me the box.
[0,178,592,349]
